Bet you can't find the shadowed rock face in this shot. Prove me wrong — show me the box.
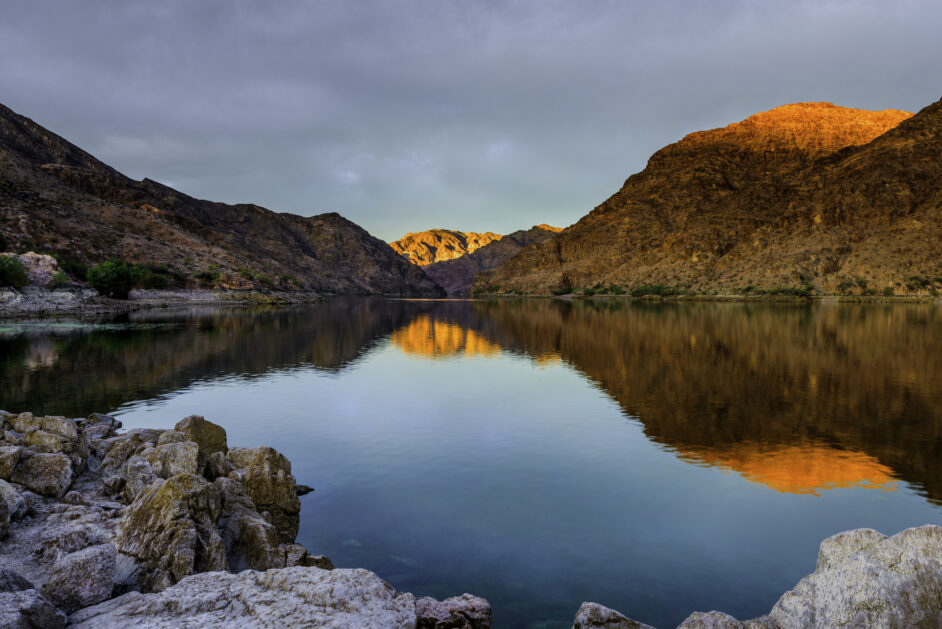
[389,230,503,265]
[422,225,562,295]
[0,103,444,296]
[476,101,942,295]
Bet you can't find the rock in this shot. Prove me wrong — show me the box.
[296,483,314,496]
[10,412,41,434]
[82,413,122,441]
[302,554,335,570]
[677,611,743,628]
[96,429,163,477]
[122,456,157,503]
[42,543,116,614]
[62,490,88,506]
[416,593,492,628]
[279,542,334,570]
[23,429,70,453]
[141,441,202,478]
[10,452,73,498]
[174,415,227,456]
[39,416,79,441]
[572,602,655,629]
[213,476,282,572]
[0,445,23,479]
[114,473,227,592]
[0,589,68,628]
[0,491,9,538]
[0,478,27,521]
[0,567,34,592]
[227,446,301,543]
[2,430,23,446]
[69,567,419,628]
[156,430,187,445]
[9,252,60,286]
[205,450,232,480]
[103,474,126,496]
[766,525,942,628]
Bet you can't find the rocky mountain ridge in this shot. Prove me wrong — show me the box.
[0,103,444,296]
[476,100,942,295]
[389,229,503,265]
[421,224,562,295]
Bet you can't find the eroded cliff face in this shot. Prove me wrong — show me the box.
[389,229,503,265]
[476,101,941,295]
[0,103,444,296]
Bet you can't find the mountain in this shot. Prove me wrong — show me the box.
[475,101,941,295]
[0,103,444,296]
[422,224,562,295]
[389,229,502,265]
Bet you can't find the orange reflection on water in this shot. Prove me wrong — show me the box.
[392,316,502,358]
[677,442,898,495]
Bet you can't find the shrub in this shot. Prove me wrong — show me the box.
[0,255,28,289]
[88,261,136,298]
[238,268,255,280]
[48,271,69,288]
[883,286,894,296]
[582,287,596,296]
[52,253,88,281]
[630,284,675,297]
[193,270,220,287]
[280,274,302,287]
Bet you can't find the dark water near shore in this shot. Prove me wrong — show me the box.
[2,298,941,628]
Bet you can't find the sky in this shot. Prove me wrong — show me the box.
[1,1,940,242]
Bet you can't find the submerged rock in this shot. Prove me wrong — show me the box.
[572,524,942,629]
[69,567,419,628]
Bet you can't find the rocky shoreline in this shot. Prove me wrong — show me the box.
[0,410,939,628]
[0,287,324,318]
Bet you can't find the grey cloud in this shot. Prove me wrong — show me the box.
[1,0,939,241]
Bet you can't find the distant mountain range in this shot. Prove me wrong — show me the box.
[476,100,942,296]
[389,229,503,265]
[0,103,443,296]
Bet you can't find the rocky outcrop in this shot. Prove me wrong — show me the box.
[477,100,942,296]
[390,230,503,265]
[0,102,444,297]
[422,224,562,295]
[0,252,60,286]
[0,409,490,626]
[572,525,942,629]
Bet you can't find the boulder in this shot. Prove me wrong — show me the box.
[0,478,27,521]
[174,415,227,456]
[10,452,73,498]
[213,476,282,572]
[39,416,79,441]
[0,567,34,593]
[572,602,655,629]
[42,543,117,614]
[96,429,163,477]
[141,441,202,478]
[766,525,942,628]
[205,451,232,480]
[82,413,122,441]
[156,430,187,445]
[114,473,227,592]
[0,589,67,628]
[69,567,419,628]
[10,412,41,434]
[416,593,492,628]
[677,611,744,628]
[227,446,300,543]
[0,445,23,479]
[0,491,9,538]
[122,456,157,503]
[9,252,60,286]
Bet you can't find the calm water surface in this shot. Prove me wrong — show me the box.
[2,299,941,628]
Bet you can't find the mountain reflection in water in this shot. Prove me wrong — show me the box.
[2,298,940,507]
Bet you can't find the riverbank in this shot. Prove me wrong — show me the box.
[0,286,324,318]
[0,411,491,627]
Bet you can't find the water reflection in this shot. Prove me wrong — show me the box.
[2,298,941,505]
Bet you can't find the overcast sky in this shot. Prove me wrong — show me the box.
[1,1,939,241]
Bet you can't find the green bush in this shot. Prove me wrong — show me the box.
[48,271,69,288]
[883,286,894,296]
[280,274,302,287]
[0,255,28,289]
[52,253,88,281]
[88,261,136,298]
[630,284,676,297]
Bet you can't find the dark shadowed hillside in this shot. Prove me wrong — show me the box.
[0,103,444,296]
